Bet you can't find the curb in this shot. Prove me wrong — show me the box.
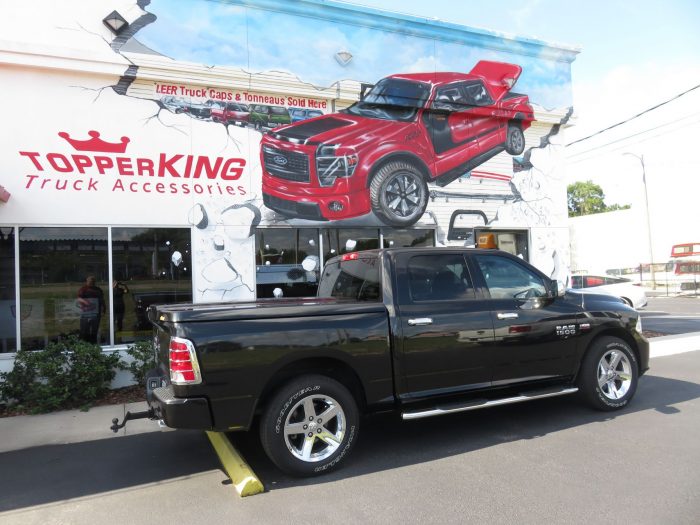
[206,431,264,497]
[649,331,700,358]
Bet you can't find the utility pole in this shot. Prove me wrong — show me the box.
[623,153,655,289]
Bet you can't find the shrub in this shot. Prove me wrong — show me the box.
[0,336,121,414]
[124,340,157,387]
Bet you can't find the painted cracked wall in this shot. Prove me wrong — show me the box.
[0,0,577,303]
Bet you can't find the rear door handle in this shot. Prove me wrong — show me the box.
[497,312,519,320]
[408,318,433,326]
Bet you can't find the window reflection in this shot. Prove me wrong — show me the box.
[381,229,434,248]
[112,228,192,344]
[0,228,17,353]
[255,229,320,298]
[19,227,109,350]
[323,229,379,262]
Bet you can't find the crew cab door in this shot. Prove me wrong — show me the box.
[393,251,495,402]
[469,253,581,386]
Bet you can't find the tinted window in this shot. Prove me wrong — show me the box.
[317,256,381,302]
[0,227,17,352]
[475,255,546,299]
[408,254,474,302]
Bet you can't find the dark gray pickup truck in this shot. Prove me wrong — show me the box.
[114,247,649,476]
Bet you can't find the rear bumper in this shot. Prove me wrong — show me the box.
[147,383,213,430]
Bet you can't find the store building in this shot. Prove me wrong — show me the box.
[0,0,579,372]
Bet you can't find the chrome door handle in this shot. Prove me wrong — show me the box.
[408,318,433,326]
[497,312,519,320]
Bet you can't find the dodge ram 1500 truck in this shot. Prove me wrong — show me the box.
[113,248,649,477]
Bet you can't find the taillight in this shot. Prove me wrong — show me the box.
[169,337,202,385]
[341,252,359,261]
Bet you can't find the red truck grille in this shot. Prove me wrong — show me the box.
[262,145,310,183]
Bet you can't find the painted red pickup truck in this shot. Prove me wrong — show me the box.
[261,61,535,227]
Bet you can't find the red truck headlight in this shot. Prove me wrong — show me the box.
[169,337,202,385]
[316,144,359,187]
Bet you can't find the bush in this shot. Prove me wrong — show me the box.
[0,336,121,414]
[124,340,157,387]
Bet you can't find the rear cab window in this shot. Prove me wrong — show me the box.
[317,254,381,302]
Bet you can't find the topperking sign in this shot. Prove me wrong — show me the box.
[18,130,249,197]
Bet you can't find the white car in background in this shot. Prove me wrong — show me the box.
[570,275,648,309]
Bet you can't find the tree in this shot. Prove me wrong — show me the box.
[567,180,630,217]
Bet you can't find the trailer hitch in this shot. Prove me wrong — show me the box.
[110,408,156,433]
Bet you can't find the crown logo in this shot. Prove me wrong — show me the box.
[58,130,130,153]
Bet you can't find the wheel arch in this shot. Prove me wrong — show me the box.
[365,152,432,188]
[255,357,368,419]
[578,328,642,378]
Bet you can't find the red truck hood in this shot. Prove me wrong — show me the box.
[269,113,408,148]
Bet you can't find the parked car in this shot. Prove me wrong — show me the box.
[211,102,251,125]
[113,247,648,477]
[251,104,291,129]
[261,60,535,227]
[289,107,324,122]
[187,100,213,119]
[160,96,189,114]
[570,275,648,309]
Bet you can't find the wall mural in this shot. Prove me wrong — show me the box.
[3,0,576,304]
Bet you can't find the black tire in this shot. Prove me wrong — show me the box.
[578,336,639,411]
[259,374,359,477]
[369,161,428,227]
[505,124,525,155]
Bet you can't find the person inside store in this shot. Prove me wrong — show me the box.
[112,279,129,332]
[77,275,105,343]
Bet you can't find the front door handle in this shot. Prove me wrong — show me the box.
[408,318,433,326]
[497,312,519,320]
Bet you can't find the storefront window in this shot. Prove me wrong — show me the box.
[323,229,380,262]
[112,228,192,344]
[19,227,109,350]
[255,228,320,298]
[381,229,434,248]
[0,227,17,353]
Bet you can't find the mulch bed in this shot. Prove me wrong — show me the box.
[0,385,146,419]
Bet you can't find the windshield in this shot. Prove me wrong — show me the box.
[344,78,430,121]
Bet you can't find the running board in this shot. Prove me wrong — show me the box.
[401,387,579,420]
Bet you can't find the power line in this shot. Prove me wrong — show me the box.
[565,83,700,147]
[567,111,700,160]
[567,116,700,165]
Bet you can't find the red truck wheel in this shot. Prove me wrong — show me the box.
[259,374,360,477]
[370,161,428,227]
[505,124,525,155]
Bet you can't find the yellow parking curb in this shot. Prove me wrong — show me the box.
[206,431,264,497]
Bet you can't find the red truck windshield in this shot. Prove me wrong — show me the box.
[344,78,429,121]
[317,255,382,301]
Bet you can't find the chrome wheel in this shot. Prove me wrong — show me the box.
[284,394,346,463]
[382,172,425,221]
[597,349,632,400]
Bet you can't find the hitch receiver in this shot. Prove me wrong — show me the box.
[111,408,156,433]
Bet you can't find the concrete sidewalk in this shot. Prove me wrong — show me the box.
[1,333,699,455]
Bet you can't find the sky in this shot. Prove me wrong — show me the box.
[346,0,700,200]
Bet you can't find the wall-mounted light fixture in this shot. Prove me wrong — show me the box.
[103,10,128,35]
[335,50,353,67]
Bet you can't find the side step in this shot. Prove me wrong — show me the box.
[401,386,579,420]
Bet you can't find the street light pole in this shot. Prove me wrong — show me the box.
[623,152,655,289]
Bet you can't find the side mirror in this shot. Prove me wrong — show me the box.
[556,279,566,297]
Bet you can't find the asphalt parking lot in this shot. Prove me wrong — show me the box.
[642,296,700,334]
[1,349,698,525]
